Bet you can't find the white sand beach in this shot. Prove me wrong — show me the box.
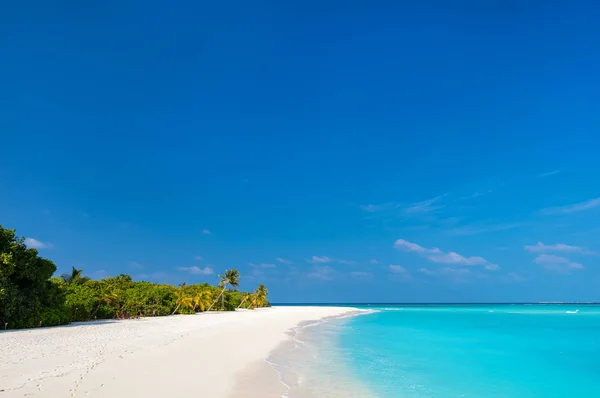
[0,306,359,397]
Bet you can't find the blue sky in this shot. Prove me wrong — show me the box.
[2,1,600,302]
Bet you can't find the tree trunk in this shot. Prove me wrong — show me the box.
[206,286,227,312]
[249,298,257,309]
[172,303,181,315]
[89,303,102,320]
[237,297,248,309]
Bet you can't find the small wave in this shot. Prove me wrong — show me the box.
[566,310,579,314]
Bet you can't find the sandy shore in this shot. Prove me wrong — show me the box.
[0,306,359,397]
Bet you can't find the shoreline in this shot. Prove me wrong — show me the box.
[0,306,363,397]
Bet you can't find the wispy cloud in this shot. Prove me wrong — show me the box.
[524,242,595,255]
[194,255,204,261]
[507,272,528,282]
[537,170,561,178]
[201,229,212,235]
[461,189,493,200]
[446,222,525,236]
[127,261,144,269]
[24,238,53,249]
[249,263,277,269]
[418,267,470,276]
[360,203,398,213]
[369,259,380,264]
[92,270,108,279]
[308,256,355,265]
[351,271,372,279]
[401,194,446,215]
[276,258,292,265]
[533,254,583,272]
[359,194,446,217]
[309,256,333,263]
[137,272,170,280]
[306,266,338,281]
[389,264,412,281]
[427,252,490,266]
[389,265,409,274]
[539,197,600,215]
[418,268,436,275]
[394,239,499,270]
[177,266,215,275]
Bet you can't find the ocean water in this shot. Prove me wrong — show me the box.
[272,305,600,397]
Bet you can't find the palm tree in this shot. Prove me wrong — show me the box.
[256,284,268,307]
[172,290,194,315]
[61,266,90,285]
[193,288,213,312]
[248,284,268,309]
[207,269,240,311]
[237,293,254,309]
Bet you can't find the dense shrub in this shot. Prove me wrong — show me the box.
[0,225,269,329]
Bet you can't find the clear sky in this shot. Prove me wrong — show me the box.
[2,1,600,303]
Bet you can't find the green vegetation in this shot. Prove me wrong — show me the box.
[0,225,270,330]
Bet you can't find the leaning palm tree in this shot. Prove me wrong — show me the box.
[172,290,194,314]
[256,284,268,307]
[237,293,254,309]
[193,288,213,312]
[61,266,91,285]
[248,284,268,309]
[207,269,240,311]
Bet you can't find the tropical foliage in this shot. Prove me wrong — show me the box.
[0,225,270,330]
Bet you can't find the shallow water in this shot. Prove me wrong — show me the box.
[271,304,600,397]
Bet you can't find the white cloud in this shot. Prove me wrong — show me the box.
[427,252,489,266]
[464,189,493,200]
[417,267,470,276]
[24,238,53,249]
[418,268,436,275]
[360,203,397,212]
[533,254,584,272]
[446,223,525,236]
[249,263,276,269]
[401,195,446,215]
[369,259,379,264]
[309,256,333,263]
[306,266,338,281]
[393,239,433,254]
[194,255,204,261]
[351,271,372,278]
[394,238,499,269]
[201,229,211,235]
[127,261,144,269]
[359,195,445,216]
[389,265,408,274]
[540,197,600,215]
[276,258,292,265]
[537,170,561,178]
[308,256,355,265]
[177,266,215,275]
[137,272,170,280]
[524,242,594,255]
[440,267,470,275]
[507,272,528,282]
[92,270,108,279]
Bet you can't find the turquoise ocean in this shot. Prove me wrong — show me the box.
[270,305,600,397]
